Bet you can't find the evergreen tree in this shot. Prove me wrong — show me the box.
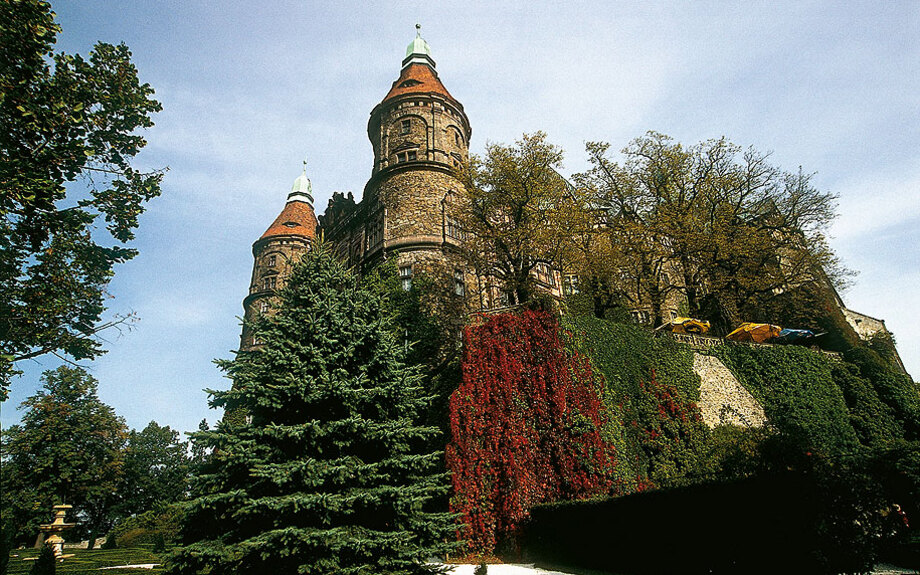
[168,245,455,575]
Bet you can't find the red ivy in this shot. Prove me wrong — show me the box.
[445,310,618,555]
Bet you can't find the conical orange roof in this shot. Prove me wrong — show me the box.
[382,62,457,105]
[260,200,318,240]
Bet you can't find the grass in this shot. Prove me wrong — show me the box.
[6,547,165,574]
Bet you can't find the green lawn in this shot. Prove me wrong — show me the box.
[6,547,165,574]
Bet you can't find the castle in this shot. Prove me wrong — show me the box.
[238,30,906,374]
[241,29,484,350]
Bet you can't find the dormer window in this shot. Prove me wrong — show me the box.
[401,119,411,135]
[398,79,422,88]
[283,221,300,228]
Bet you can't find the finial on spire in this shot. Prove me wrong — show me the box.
[302,156,308,172]
[404,24,434,69]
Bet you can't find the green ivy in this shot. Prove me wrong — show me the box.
[712,344,859,455]
[562,317,704,488]
[564,317,699,403]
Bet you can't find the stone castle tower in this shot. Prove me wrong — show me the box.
[239,29,474,350]
[240,166,318,350]
[322,27,474,297]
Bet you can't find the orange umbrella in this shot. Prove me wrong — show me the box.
[725,322,782,343]
[667,317,711,334]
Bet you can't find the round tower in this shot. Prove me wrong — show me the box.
[363,27,472,282]
[240,166,319,350]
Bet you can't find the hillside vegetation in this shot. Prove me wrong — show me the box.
[448,310,920,573]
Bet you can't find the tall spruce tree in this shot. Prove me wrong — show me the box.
[167,245,455,575]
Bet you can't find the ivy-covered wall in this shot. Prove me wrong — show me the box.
[712,344,859,455]
[447,312,920,566]
[564,316,710,489]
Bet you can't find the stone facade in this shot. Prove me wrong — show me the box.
[319,31,478,314]
[692,353,768,429]
[240,233,312,350]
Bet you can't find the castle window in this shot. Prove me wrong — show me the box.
[535,262,556,287]
[563,274,580,296]
[630,310,650,324]
[661,273,670,287]
[455,132,461,146]
[454,269,465,296]
[401,119,411,135]
[446,216,465,240]
[259,301,269,314]
[262,276,277,291]
[399,265,413,291]
[266,254,277,267]
[367,213,384,249]
[397,150,418,163]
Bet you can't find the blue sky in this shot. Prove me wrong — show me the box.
[3,1,918,435]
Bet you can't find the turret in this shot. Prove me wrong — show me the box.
[240,165,319,350]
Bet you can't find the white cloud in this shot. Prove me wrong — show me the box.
[831,163,920,240]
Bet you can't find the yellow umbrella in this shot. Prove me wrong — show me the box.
[725,322,782,343]
[669,317,711,334]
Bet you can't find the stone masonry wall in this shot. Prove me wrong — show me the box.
[377,169,460,241]
[692,353,768,428]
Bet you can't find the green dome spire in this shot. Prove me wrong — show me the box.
[288,159,313,206]
[402,24,436,70]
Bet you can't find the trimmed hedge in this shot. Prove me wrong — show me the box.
[523,473,819,575]
[5,548,164,574]
[105,505,181,550]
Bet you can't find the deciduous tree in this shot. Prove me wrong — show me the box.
[578,133,845,329]
[454,132,583,306]
[0,366,127,546]
[117,422,191,518]
[0,0,163,395]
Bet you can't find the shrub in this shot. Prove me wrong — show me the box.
[0,520,10,575]
[713,343,859,455]
[29,546,54,575]
[106,504,182,549]
[446,311,618,555]
[116,528,160,548]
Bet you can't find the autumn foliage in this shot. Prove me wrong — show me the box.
[446,310,618,554]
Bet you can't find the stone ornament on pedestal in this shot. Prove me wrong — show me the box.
[39,504,76,561]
